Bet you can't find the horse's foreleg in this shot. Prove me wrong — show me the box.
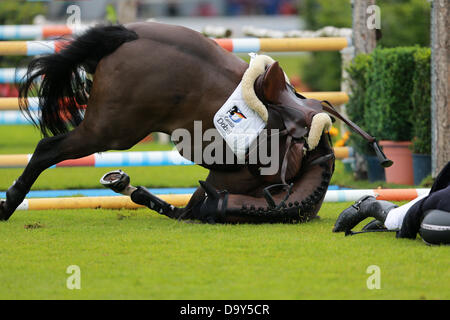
[126,184,206,221]
[0,128,107,221]
[100,169,207,220]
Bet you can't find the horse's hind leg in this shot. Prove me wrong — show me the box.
[0,122,147,221]
[0,129,95,220]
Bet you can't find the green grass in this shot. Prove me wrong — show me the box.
[0,73,446,299]
[1,204,448,300]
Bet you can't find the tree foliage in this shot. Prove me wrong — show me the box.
[0,0,46,25]
[346,47,431,154]
[298,0,431,91]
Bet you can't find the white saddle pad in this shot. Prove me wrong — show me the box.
[213,82,266,161]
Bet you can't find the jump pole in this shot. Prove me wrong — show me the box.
[0,148,354,169]
[0,67,90,84]
[0,108,87,125]
[0,97,40,111]
[16,194,192,211]
[0,25,88,40]
[0,40,67,56]
[0,37,350,56]
[213,37,350,52]
[0,110,40,125]
[0,92,350,110]
[0,68,27,83]
[301,91,349,105]
[0,151,195,168]
[12,188,430,211]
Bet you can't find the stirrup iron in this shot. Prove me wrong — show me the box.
[100,169,130,193]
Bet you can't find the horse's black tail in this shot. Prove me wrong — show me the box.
[19,25,138,137]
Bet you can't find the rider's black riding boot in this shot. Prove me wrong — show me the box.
[333,195,398,232]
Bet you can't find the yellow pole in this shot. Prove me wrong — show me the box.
[26,194,191,211]
[300,91,349,105]
[0,154,29,167]
[0,41,28,55]
[0,98,32,110]
[0,92,349,110]
[333,147,352,159]
[259,37,348,52]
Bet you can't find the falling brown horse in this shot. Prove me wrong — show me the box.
[0,22,391,223]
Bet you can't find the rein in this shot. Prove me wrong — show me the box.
[345,229,397,236]
[319,99,393,168]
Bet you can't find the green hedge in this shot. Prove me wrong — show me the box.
[345,54,373,154]
[346,47,431,154]
[364,47,418,141]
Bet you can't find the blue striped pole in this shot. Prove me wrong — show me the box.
[0,110,37,125]
[0,68,27,84]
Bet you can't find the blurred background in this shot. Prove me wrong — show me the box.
[0,0,430,94]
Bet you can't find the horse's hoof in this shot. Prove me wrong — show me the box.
[0,200,11,221]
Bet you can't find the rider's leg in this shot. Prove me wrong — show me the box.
[333,196,399,232]
[384,193,428,230]
[334,192,430,233]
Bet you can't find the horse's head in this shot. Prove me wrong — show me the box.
[253,61,328,142]
[253,60,393,168]
[254,61,287,105]
[253,61,302,107]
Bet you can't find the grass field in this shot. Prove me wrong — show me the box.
[1,204,449,300]
[0,54,448,300]
[1,125,449,300]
